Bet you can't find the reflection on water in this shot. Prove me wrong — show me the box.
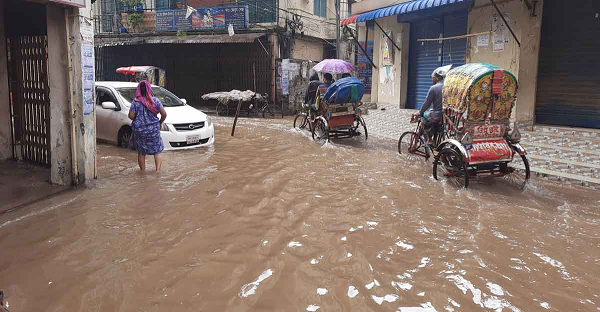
[1,117,599,312]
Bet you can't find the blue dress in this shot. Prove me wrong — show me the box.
[130,98,164,155]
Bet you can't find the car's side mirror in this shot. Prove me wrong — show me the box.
[101,101,118,110]
[180,98,187,105]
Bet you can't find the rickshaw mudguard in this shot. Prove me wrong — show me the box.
[511,143,527,155]
[316,116,329,129]
[436,139,470,162]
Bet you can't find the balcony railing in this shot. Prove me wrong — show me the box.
[94,0,277,34]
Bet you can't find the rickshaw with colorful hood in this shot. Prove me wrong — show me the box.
[431,63,529,188]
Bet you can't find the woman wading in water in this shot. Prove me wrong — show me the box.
[128,80,167,172]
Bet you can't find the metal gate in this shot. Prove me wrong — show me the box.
[9,36,51,166]
[407,13,468,109]
[535,0,600,128]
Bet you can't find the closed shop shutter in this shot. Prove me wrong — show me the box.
[407,19,443,110]
[535,0,600,128]
[407,13,468,109]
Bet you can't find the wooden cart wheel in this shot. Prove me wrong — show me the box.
[433,147,469,188]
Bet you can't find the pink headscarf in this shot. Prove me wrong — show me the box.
[135,80,159,115]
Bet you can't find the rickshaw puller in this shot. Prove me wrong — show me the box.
[415,65,451,144]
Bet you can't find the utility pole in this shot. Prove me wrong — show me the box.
[335,0,340,59]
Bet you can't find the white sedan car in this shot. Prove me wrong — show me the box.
[95,82,214,150]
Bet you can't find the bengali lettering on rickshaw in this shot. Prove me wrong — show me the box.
[468,124,506,139]
[468,139,512,163]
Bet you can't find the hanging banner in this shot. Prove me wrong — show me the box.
[357,41,373,93]
[155,6,248,32]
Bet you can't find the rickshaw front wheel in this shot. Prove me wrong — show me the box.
[294,114,309,130]
[433,147,469,188]
[398,131,429,160]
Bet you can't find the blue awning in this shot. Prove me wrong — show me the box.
[354,0,472,24]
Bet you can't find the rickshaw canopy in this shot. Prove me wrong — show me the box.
[442,63,518,122]
[116,66,166,88]
[116,66,156,75]
[323,77,364,104]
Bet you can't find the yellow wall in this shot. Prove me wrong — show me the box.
[466,0,522,75]
[467,0,543,126]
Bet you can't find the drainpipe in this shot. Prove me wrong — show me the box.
[65,8,79,185]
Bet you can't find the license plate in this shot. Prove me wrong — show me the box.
[186,135,200,144]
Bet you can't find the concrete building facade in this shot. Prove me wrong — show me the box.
[348,0,600,130]
[0,0,97,186]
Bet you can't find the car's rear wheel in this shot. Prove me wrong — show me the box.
[118,127,132,149]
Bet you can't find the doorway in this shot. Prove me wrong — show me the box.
[6,1,51,166]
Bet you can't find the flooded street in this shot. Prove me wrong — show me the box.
[1,117,599,312]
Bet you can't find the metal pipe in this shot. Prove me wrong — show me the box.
[374,20,401,52]
[336,0,341,58]
[65,8,79,185]
[490,0,520,47]
[345,26,376,69]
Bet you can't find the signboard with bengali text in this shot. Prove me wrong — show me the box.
[155,5,247,32]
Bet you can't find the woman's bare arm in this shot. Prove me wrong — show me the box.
[159,107,167,124]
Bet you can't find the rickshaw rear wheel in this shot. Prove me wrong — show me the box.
[312,118,329,143]
[216,103,228,116]
[294,114,309,130]
[359,117,368,140]
[433,147,469,188]
[398,131,429,160]
[503,154,531,189]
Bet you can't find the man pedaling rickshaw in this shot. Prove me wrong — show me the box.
[414,65,452,145]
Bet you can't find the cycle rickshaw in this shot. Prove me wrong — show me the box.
[398,63,530,188]
[311,77,368,142]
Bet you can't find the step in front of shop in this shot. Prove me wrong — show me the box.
[521,127,600,188]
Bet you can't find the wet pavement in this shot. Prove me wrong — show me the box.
[1,117,599,312]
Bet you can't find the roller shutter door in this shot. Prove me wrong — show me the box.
[535,0,600,128]
[407,13,467,109]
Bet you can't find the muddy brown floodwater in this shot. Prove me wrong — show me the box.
[1,117,600,312]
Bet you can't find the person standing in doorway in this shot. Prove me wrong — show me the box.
[128,80,167,172]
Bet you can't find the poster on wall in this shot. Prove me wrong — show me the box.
[81,43,95,116]
[381,31,394,66]
[490,12,510,52]
[155,6,248,32]
[477,33,489,46]
[357,41,373,93]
